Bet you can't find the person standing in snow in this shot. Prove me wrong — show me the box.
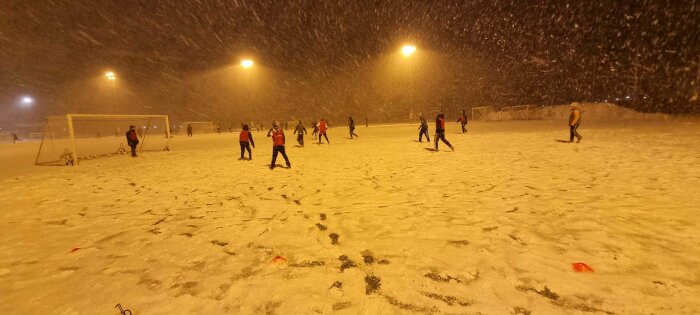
[365,115,368,127]
[125,125,139,157]
[418,112,430,142]
[457,110,468,133]
[186,123,193,137]
[317,118,330,144]
[294,120,307,146]
[348,116,359,139]
[569,103,583,143]
[311,120,319,138]
[267,121,291,169]
[239,124,255,160]
[435,113,454,151]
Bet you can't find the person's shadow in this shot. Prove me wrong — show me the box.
[554,140,571,143]
[269,164,291,169]
[424,148,437,152]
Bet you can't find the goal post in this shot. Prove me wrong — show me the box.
[35,114,171,166]
[471,106,493,121]
[511,105,531,120]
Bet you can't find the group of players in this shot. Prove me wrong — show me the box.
[237,118,340,169]
[236,111,470,170]
[124,105,582,169]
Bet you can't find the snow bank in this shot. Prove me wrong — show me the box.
[486,103,672,122]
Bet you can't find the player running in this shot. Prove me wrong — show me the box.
[418,112,430,142]
[457,110,468,133]
[435,113,454,151]
[348,116,359,139]
[569,103,583,143]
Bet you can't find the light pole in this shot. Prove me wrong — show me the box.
[240,59,255,123]
[105,71,116,112]
[401,45,417,118]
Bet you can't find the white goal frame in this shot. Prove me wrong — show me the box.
[511,105,531,120]
[37,114,171,166]
[471,106,493,121]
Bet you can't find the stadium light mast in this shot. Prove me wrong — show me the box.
[401,45,417,57]
[241,59,254,69]
[105,71,117,112]
[401,45,417,117]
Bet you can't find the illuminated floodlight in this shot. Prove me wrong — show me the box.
[22,96,34,104]
[105,72,116,80]
[401,45,417,57]
[241,59,254,68]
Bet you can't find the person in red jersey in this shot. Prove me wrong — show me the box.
[317,118,330,144]
[239,124,255,160]
[267,121,291,169]
[435,113,454,151]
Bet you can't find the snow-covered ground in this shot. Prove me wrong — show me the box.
[1,120,699,314]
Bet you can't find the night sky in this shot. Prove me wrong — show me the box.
[1,0,698,126]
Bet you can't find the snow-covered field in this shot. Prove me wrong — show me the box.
[1,120,699,314]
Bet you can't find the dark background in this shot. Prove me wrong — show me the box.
[1,0,698,127]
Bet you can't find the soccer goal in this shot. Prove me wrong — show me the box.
[511,105,531,120]
[179,121,215,135]
[471,106,494,121]
[35,114,171,166]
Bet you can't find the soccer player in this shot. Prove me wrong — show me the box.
[418,112,430,142]
[125,125,139,157]
[317,118,330,144]
[569,103,583,143]
[267,121,291,169]
[348,116,359,139]
[239,124,255,160]
[294,120,307,146]
[435,113,454,151]
[457,110,468,133]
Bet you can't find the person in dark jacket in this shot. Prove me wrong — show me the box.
[568,103,583,143]
[267,121,291,169]
[457,110,468,133]
[239,124,255,160]
[187,123,193,137]
[311,120,319,138]
[435,113,454,151]
[294,120,307,146]
[418,112,430,142]
[125,125,139,157]
[348,116,359,139]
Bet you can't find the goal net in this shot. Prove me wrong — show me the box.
[509,105,531,120]
[471,106,494,121]
[178,121,215,135]
[35,114,171,166]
